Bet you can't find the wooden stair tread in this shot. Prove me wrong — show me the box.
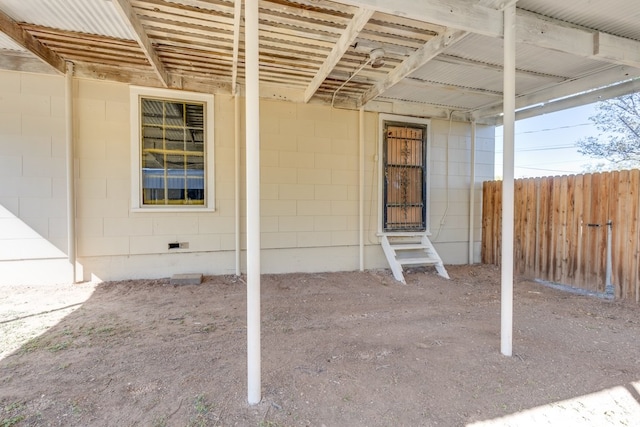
[380,234,449,283]
[390,243,428,250]
[397,257,439,265]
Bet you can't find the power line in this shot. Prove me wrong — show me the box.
[517,159,588,167]
[516,166,582,174]
[495,144,577,153]
[495,122,592,137]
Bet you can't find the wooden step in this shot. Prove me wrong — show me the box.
[397,257,439,266]
[380,234,449,283]
[390,243,428,251]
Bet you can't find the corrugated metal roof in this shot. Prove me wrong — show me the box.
[0,0,638,119]
[0,33,26,52]
[0,0,135,40]
[380,81,494,111]
[409,57,556,98]
[445,34,614,80]
[518,0,640,42]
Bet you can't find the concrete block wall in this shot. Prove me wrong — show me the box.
[75,80,239,280]
[0,70,71,284]
[247,101,373,273]
[0,70,495,282]
[429,120,494,264]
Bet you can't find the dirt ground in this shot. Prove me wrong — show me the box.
[1,264,639,426]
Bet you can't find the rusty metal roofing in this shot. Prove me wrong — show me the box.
[0,0,639,122]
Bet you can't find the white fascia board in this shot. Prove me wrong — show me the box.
[509,78,640,123]
[473,65,640,119]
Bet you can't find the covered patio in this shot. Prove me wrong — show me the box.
[1,0,639,406]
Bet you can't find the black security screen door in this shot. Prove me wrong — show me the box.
[383,123,427,231]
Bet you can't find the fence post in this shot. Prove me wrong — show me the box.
[606,220,613,296]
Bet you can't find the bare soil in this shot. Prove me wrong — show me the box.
[1,264,639,426]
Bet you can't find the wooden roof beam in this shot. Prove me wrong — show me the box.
[0,9,66,74]
[112,0,169,87]
[304,7,374,103]
[359,28,468,106]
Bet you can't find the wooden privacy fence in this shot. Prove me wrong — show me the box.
[482,170,640,302]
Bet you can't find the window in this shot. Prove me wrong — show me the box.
[130,87,214,211]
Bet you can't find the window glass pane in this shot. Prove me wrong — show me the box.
[165,128,186,151]
[187,155,204,171]
[142,168,166,205]
[165,153,185,170]
[164,102,186,126]
[139,97,206,206]
[185,104,204,129]
[141,99,163,125]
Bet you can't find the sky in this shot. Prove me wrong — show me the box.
[494,103,606,179]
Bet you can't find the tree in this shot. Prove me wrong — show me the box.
[576,92,640,169]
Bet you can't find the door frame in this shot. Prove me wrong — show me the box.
[377,113,431,235]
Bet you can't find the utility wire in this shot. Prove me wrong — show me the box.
[514,166,582,173]
[495,122,592,137]
[495,144,577,153]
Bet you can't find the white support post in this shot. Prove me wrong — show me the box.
[65,62,77,283]
[501,3,516,357]
[245,0,261,405]
[234,85,241,277]
[469,120,476,264]
[359,108,365,271]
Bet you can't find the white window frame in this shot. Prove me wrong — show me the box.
[378,113,431,235]
[130,86,215,212]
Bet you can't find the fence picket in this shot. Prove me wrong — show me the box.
[481,170,639,302]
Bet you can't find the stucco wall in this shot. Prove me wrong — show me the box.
[0,70,494,283]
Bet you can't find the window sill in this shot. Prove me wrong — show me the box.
[131,207,216,213]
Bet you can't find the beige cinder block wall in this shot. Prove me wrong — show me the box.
[0,71,494,282]
[0,70,71,284]
[428,119,495,264]
[75,80,238,281]
[251,101,378,273]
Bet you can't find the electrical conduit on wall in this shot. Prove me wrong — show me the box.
[234,85,241,277]
[65,61,77,283]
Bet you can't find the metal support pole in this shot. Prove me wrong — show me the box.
[245,0,261,405]
[469,120,476,264]
[359,108,365,271]
[234,85,241,277]
[501,3,516,357]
